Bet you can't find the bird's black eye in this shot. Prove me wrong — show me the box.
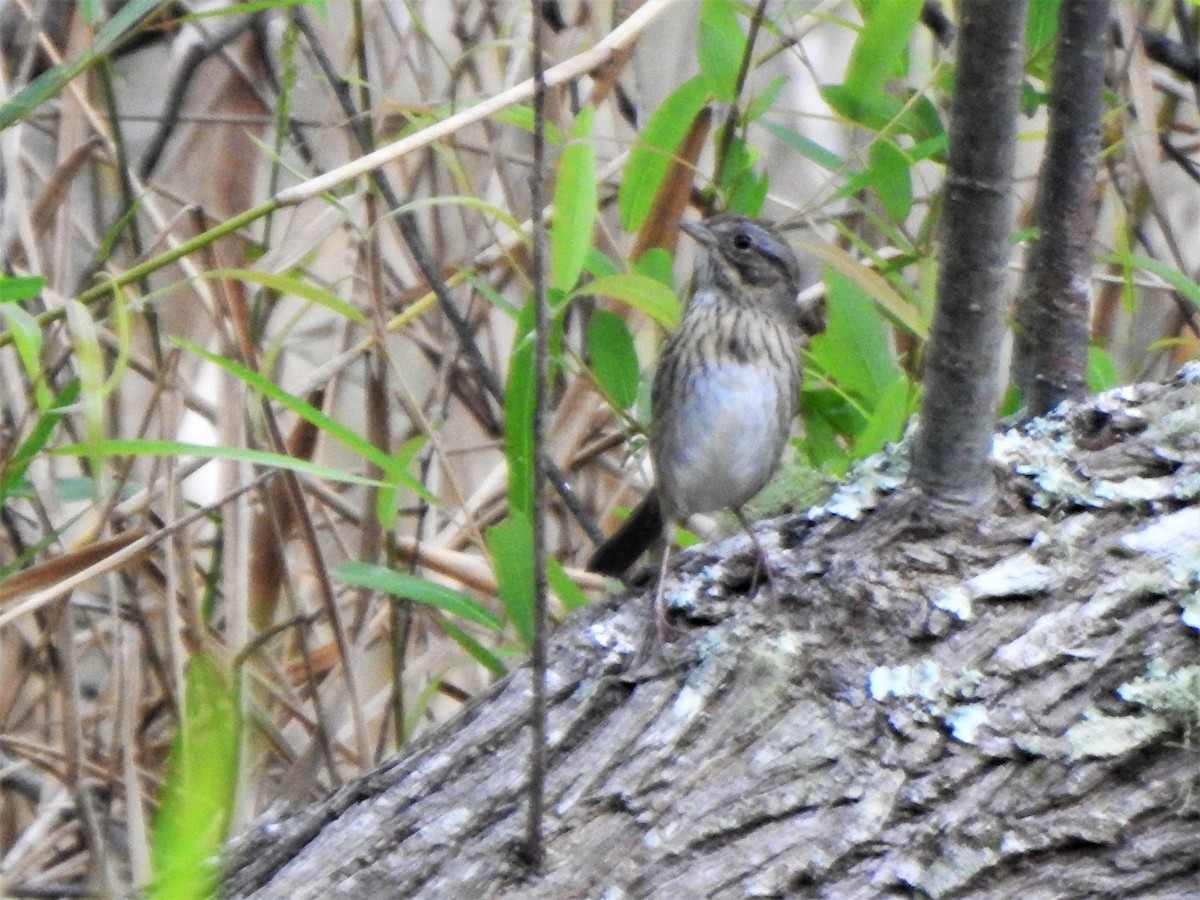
[732,232,753,251]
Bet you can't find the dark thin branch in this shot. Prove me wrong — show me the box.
[137,13,258,180]
[712,0,770,190]
[920,0,956,47]
[910,0,1029,504]
[1160,133,1200,185]
[1139,25,1200,82]
[1013,0,1111,417]
[525,2,549,872]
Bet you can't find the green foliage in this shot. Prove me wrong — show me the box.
[338,563,504,632]
[618,75,711,231]
[551,107,598,292]
[0,0,171,130]
[587,310,640,410]
[487,513,537,649]
[150,654,239,900]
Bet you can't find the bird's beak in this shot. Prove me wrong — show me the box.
[679,220,716,246]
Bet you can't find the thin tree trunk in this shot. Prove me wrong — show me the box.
[1013,0,1111,415]
[911,0,1029,504]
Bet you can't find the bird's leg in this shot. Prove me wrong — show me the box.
[733,507,775,596]
[652,524,677,646]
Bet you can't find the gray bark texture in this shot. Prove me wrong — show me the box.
[224,365,1200,899]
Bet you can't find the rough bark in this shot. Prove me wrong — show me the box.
[912,0,1028,503]
[224,365,1200,899]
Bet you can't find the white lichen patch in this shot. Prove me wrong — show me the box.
[808,442,910,522]
[1064,710,1169,759]
[869,662,988,744]
[1117,662,1200,727]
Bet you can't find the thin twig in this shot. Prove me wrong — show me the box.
[525,1,549,871]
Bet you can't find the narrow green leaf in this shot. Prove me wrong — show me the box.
[487,514,536,648]
[375,435,428,530]
[843,0,923,98]
[204,269,368,326]
[1112,253,1200,310]
[338,562,504,631]
[581,273,681,328]
[150,654,238,900]
[806,267,900,407]
[0,0,171,131]
[0,275,46,302]
[699,0,745,102]
[0,380,80,504]
[177,339,433,501]
[437,618,508,677]
[547,557,589,613]
[0,303,52,410]
[618,76,712,232]
[492,105,564,145]
[745,76,789,124]
[587,310,640,410]
[504,302,537,518]
[551,106,598,292]
[54,439,392,489]
[795,240,928,338]
[868,139,913,222]
[853,374,915,458]
[760,120,844,172]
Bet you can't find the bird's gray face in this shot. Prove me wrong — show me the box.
[682,215,801,298]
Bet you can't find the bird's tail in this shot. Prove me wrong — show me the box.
[586,492,665,578]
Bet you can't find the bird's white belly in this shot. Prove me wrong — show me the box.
[658,362,785,516]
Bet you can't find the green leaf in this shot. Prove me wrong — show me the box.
[203,269,368,326]
[618,76,712,232]
[0,275,46,302]
[375,436,427,530]
[806,267,900,407]
[853,373,915,457]
[437,618,508,677]
[581,273,681,328]
[551,106,598,292]
[487,514,536,648]
[1025,0,1062,80]
[760,120,844,172]
[176,339,434,501]
[699,0,745,102]
[547,557,589,612]
[0,303,52,411]
[1111,253,1200,311]
[633,247,675,289]
[796,239,928,338]
[492,105,564,145]
[0,0,171,131]
[745,76,789,124]
[843,0,923,98]
[1087,345,1120,393]
[54,439,393,489]
[504,302,537,518]
[797,391,853,475]
[150,653,238,900]
[587,310,640,410]
[869,139,913,222]
[0,380,80,505]
[338,562,504,631]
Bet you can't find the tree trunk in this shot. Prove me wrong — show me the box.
[224,365,1200,899]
